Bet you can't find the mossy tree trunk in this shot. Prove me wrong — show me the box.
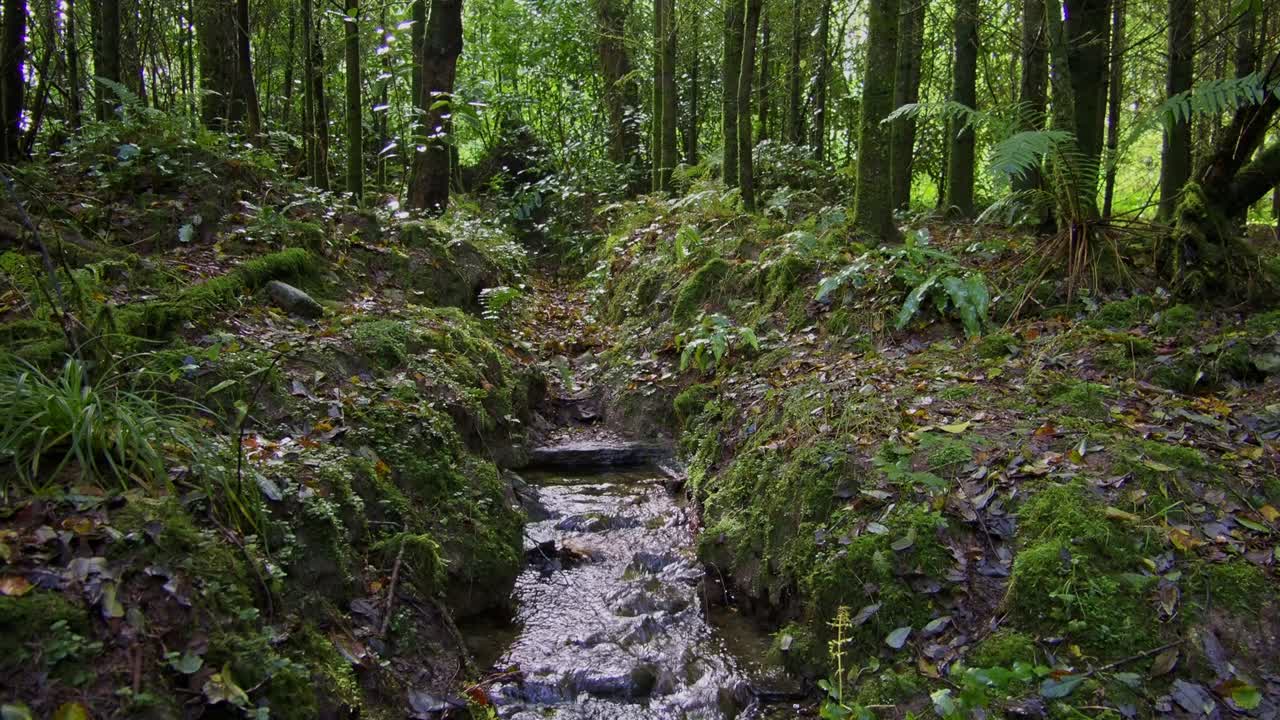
[344,0,363,203]
[737,0,763,210]
[889,0,925,209]
[721,0,743,186]
[685,8,700,164]
[595,0,645,193]
[1013,0,1047,194]
[785,0,802,144]
[1158,0,1193,221]
[1161,56,1280,296]
[651,0,663,190]
[757,17,770,139]
[943,0,976,218]
[853,0,899,240]
[1100,0,1124,218]
[94,0,121,120]
[65,0,82,127]
[235,0,261,136]
[810,0,831,160]
[0,0,25,162]
[660,0,679,190]
[408,0,463,213]
[1064,0,1111,202]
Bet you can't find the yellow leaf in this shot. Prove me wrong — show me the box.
[52,703,89,720]
[1168,527,1203,552]
[1261,505,1280,523]
[0,576,33,596]
[938,421,971,434]
[1105,506,1140,523]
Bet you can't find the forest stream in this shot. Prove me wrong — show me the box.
[467,463,794,719]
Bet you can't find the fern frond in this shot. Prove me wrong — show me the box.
[987,130,1074,182]
[93,76,142,107]
[883,101,991,130]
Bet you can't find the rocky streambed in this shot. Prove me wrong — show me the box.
[469,454,797,719]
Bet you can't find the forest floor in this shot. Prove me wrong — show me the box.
[2,119,1280,720]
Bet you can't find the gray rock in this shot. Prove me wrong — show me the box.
[266,280,323,318]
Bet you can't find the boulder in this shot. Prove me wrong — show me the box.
[266,280,323,318]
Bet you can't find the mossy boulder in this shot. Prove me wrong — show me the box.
[673,258,731,326]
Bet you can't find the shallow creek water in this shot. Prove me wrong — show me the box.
[472,466,793,719]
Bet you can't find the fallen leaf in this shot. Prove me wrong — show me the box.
[938,421,971,434]
[51,704,88,720]
[852,603,881,626]
[1150,647,1179,677]
[1040,674,1085,698]
[0,576,33,597]
[885,626,912,649]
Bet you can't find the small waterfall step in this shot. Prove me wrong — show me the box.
[524,440,670,468]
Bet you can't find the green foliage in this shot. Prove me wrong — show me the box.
[0,356,196,497]
[673,257,731,325]
[675,313,760,373]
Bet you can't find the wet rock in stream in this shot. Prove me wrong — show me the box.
[477,466,773,719]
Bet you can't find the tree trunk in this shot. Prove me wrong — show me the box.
[853,0,899,239]
[302,0,316,181]
[944,0,977,218]
[407,0,463,213]
[1235,3,1256,79]
[95,0,121,119]
[1044,0,1099,221]
[282,7,296,128]
[757,17,770,139]
[376,4,389,190]
[1013,0,1047,193]
[785,0,802,144]
[1064,0,1111,196]
[595,0,644,192]
[235,0,261,136]
[196,0,241,129]
[810,0,831,160]
[889,0,925,209]
[721,0,743,185]
[313,14,330,189]
[737,0,762,210]
[66,0,82,127]
[651,0,663,190]
[660,0,678,188]
[1101,0,1124,218]
[0,0,26,162]
[345,0,362,202]
[1158,0,1193,220]
[685,8,700,165]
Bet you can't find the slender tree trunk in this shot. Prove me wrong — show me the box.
[313,15,330,189]
[376,4,389,191]
[785,0,802,144]
[1064,0,1111,204]
[66,0,82,127]
[282,8,296,128]
[1013,0,1047,193]
[95,0,121,119]
[721,0,743,185]
[889,0,925,208]
[810,0,831,160]
[407,0,463,213]
[944,0,977,217]
[758,17,770,139]
[595,0,644,192]
[685,7,700,164]
[737,0,763,209]
[853,0,899,239]
[660,0,678,188]
[410,0,425,184]
[1101,0,1124,218]
[0,0,26,162]
[235,0,261,135]
[1158,0,1193,220]
[22,0,54,155]
[1044,0,1099,220]
[345,0,363,202]
[651,0,663,190]
[196,0,240,129]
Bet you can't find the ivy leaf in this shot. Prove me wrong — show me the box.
[896,272,942,331]
[51,704,89,720]
[170,652,204,675]
[941,274,990,338]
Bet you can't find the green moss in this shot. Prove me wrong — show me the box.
[854,669,925,706]
[673,257,730,325]
[0,591,95,676]
[977,331,1018,359]
[350,318,415,368]
[1186,561,1270,614]
[674,383,716,423]
[374,532,445,596]
[968,630,1037,668]
[1049,379,1112,419]
[1155,304,1198,337]
[292,626,363,713]
[921,434,974,474]
[1088,296,1153,329]
[1095,332,1155,372]
[938,383,980,400]
[1018,483,1112,547]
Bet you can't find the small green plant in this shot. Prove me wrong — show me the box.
[817,606,874,720]
[0,355,195,498]
[675,313,760,373]
[479,285,524,322]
